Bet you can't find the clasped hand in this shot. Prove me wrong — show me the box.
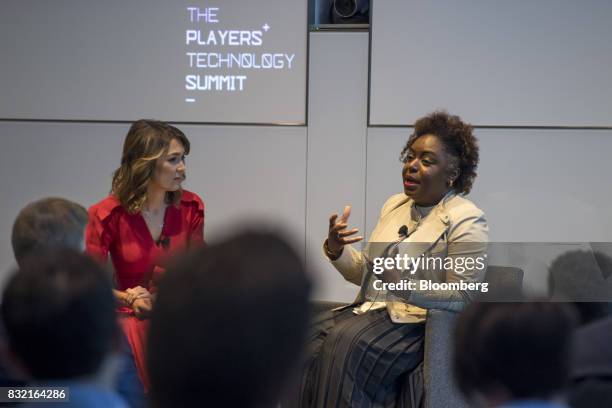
[125,286,153,320]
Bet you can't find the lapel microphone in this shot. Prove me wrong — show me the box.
[381,225,409,259]
[362,224,411,296]
[156,235,170,249]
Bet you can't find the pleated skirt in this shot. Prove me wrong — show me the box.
[298,307,425,408]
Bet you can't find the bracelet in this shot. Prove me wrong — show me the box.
[324,239,343,261]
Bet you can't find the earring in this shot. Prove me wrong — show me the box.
[448,179,454,188]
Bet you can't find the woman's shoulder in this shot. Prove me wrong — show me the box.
[445,194,486,220]
[180,190,205,211]
[380,193,410,215]
[444,195,489,242]
[89,195,124,222]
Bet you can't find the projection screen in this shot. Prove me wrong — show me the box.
[0,0,308,125]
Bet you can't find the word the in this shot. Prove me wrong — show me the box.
[187,7,219,23]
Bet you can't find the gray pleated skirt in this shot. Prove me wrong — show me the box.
[298,306,425,408]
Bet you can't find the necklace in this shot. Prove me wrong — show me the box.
[141,207,165,230]
[413,203,435,229]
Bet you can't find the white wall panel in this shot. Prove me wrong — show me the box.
[306,32,369,301]
[370,0,612,126]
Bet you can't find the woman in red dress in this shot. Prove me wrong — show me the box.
[85,119,205,391]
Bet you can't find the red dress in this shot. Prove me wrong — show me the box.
[85,190,205,391]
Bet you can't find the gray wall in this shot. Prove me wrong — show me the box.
[370,0,612,126]
[306,32,369,302]
[2,31,612,298]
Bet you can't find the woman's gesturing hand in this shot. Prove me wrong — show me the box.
[326,205,364,259]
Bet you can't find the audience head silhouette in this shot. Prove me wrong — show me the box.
[1,249,117,380]
[148,230,312,408]
[11,197,87,266]
[548,250,612,325]
[453,301,577,407]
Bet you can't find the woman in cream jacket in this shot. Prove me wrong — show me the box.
[300,111,489,408]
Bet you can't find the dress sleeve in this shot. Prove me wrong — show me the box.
[85,204,114,264]
[188,194,205,247]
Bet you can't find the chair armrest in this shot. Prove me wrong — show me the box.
[423,309,469,408]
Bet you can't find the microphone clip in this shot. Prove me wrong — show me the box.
[156,236,170,249]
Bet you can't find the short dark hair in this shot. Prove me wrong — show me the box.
[148,231,312,408]
[1,249,118,380]
[11,197,88,266]
[400,111,479,194]
[548,250,612,325]
[453,302,577,402]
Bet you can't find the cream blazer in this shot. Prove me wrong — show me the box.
[327,192,489,323]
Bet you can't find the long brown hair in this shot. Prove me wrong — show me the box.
[111,120,190,213]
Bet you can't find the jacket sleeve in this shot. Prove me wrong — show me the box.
[324,243,365,286]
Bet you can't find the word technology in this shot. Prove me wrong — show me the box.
[186,53,295,69]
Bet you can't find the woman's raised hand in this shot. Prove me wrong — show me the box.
[327,205,364,257]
